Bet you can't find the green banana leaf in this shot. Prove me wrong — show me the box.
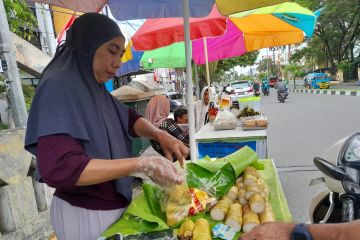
[102,159,292,239]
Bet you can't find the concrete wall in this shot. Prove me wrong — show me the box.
[0,128,53,240]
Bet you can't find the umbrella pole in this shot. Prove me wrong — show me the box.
[203,37,211,89]
[183,0,196,162]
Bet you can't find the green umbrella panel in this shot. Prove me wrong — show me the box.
[140,42,187,69]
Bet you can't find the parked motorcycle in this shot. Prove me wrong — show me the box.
[277,89,287,103]
[310,132,360,224]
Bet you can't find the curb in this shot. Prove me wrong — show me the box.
[289,89,360,97]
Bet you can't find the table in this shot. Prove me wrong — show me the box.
[195,122,267,159]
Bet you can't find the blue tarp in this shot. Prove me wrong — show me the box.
[116,48,144,77]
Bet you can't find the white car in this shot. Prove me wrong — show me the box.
[225,81,254,101]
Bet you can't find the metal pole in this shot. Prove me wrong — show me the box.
[194,62,200,100]
[203,37,210,89]
[40,4,56,56]
[266,48,269,80]
[0,0,28,127]
[183,0,196,161]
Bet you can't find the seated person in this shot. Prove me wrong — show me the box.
[174,106,189,133]
[145,95,189,159]
[174,107,188,124]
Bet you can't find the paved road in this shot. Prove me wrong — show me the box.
[261,89,360,222]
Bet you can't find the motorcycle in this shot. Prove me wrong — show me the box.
[254,89,261,97]
[310,132,360,224]
[277,89,287,103]
[262,87,270,96]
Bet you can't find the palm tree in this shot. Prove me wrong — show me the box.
[284,64,304,89]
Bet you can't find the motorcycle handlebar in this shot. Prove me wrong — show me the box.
[341,196,355,222]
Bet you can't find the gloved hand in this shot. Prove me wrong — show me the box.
[133,156,184,187]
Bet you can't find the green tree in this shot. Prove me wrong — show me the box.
[4,0,38,40]
[292,0,360,76]
[216,51,258,75]
[257,57,281,76]
[284,63,305,89]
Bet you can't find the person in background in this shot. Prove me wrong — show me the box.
[194,86,212,132]
[174,107,188,124]
[146,95,189,159]
[240,220,360,240]
[25,13,188,240]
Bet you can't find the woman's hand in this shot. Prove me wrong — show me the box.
[156,131,189,166]
[240,222,296,240]
[134,156,184,187]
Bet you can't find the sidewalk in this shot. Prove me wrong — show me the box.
[288,81,360,96]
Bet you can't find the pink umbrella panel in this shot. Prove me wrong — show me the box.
[192,19,247,65]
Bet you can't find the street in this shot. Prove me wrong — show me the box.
[261,89,360,222]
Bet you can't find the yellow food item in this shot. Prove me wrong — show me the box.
[210,197,232,221]
[243,205,260,233]
[249,193,266,213]
[225,203,243,232]
[179,218,195,238]
[260,202,276,223]
[193,218,211,240]
[188,188,209,215]
[165,184,192,226]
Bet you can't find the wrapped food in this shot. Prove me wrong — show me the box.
[212,224,237,240]
[210,197,233,221]
[260,202,276,223]
[188,188,209,215]
[244,174,258,186]
[238,187,247,205]
[249,193,266,213]
[165,184,192,226]
[235,176,244,189]
[242,205,260,233]
[245,184,261,200]
[178,218,195,238]
[225,203,243,232]
[226,186,239,201]
[256,178,270,200]
[193,218,211,240]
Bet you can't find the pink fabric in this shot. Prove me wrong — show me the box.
[131,6,226,51]
[145,95,170,127]
[192,19,247,65]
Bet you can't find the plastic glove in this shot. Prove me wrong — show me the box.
[134,156,184,187]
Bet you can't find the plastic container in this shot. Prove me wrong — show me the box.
[241,115,268,131]
[238,96,261,112]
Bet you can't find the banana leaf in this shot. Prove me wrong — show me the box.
[102,159,292,239]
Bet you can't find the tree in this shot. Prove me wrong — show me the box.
[216,51,258,74]
[292,0,360,76]
[4,0,38,40]
[257,57,281,76]
[284,63,305,89]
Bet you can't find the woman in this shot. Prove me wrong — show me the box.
[194,86,212,132]
[145,95,189,159]
[25,13,188,240]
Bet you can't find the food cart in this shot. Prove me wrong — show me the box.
[195,122,267,159]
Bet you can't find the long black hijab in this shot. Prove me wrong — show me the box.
[25,13,134,203]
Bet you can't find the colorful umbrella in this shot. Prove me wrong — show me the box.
[131,6,227,51]
[133,3,316,68]
[193,2,316,64]
[29,0,288,20]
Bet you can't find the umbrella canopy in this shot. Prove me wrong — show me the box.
[30,0,288,20]
[131,6,227,51]
[133,2,316,68]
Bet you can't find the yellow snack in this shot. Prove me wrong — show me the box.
[193,218,211,240]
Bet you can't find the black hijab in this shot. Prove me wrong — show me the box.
[25,13,134,203]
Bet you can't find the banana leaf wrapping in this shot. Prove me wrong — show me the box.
[102,148,291,239]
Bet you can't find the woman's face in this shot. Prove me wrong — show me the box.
[93,36,125,83]
[203,89,210,105]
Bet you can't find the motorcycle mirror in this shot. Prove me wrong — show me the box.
[314,157,348,181]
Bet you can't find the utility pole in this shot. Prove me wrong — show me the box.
[0,0,28,127]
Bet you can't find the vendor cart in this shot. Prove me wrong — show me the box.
[195,122,267,159]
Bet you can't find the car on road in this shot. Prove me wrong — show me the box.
[304,73,331,89]
[225,80,254,101]
[165,91,183,111]
[269,76,279,88]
